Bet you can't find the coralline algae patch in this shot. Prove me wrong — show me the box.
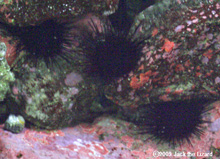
[0,117,150,159]
[0,118,157,159]
[1,112,220,159]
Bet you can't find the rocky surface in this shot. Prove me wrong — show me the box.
[0,0,220,158]
[0,0,119,25]
[105,0,220,108]
[0,42,14,101]
[1,102,220,159]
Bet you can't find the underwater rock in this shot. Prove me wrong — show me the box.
[0,0,118,26]
[1,0,220,138]
[104,0,220,108]
[0,42,15,101]
[210,118,220,132]
[0,0,119,130]
[7,59,114,129]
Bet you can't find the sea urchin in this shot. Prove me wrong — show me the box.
[129,98,213,146]
[0,19,75,71]
[76,18,147,82]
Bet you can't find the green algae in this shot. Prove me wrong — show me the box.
[8,57,111,129]
[0,42,15,101]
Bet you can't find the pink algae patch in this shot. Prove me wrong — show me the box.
[161,38,175,53]
[0,36,17,66]
[152,28,158,37]
[39,130,65,137]
[159,94,172,102]
[130,76,140,89]
[77,146,105,159]
[131,150,148,159]
[175,64,185,72]
[138,64,144,70]
[212,101,220,120]
[79,123,96,134]
[121,135,135,149]
[130,70,152,89]
[12,86,19,95]
[213,139,220,148]
[23,129,65,146]
[184,60,191,67]
[66,140,109,158]
[165,87,172,93]
[93,143,109,155]
[196,72,202,77]
[203,49,213,59]
[172,89,184,95]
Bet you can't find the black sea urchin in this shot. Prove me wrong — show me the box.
[74,0,154,82]
[77,18,147,82]
[0,19,74,71]
[128,98,213,146]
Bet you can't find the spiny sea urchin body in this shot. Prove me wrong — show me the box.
[75,0,154,83]
[123,98,213,146]
[76,17,148,83]
[0,19,76,71]
[0,0,119,71]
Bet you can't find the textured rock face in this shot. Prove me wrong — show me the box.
[0,0,220,158]
[8,62,103,129]
[0,0,219,137]
[0,42,15,124]
[104,0,220,108]
[0,42,15,101]
[0,0,119,130]
[0,0,119,25]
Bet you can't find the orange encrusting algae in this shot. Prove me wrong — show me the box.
[161,38,175,53]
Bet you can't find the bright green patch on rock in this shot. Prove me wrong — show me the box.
[0,42,15,101]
